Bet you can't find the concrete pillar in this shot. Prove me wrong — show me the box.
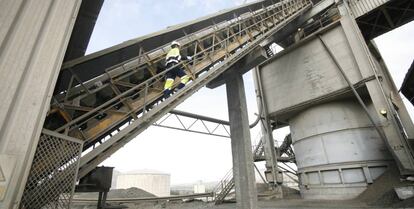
[225,70,258,209]
[0,0,82,208]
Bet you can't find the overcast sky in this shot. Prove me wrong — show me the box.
[87,0,414,185]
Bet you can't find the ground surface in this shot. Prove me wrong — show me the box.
[71,174,414,209]
[71,188,414,209]
[71,198,414,209]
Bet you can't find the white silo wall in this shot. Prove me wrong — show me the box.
[194,184,206,194]
[111,170,121,189]
[116,173,170,196]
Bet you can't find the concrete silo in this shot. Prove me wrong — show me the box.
[116,171,170,197]
[255,7,414,199]
[289,100,392,199]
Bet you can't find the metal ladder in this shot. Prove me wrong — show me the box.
[45,0,312,179]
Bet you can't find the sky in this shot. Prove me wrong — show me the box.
[86,0,414,185]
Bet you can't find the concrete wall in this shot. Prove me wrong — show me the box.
[116,173,171,197]
[260,26,363,117]
[0,0,81,208]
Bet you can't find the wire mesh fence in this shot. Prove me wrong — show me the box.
[20,129,83,209]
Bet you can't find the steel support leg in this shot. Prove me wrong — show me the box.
[225,70,258,209]
[253,67,283,197]
[339,1,414,174]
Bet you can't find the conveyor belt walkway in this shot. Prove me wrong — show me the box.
[45,0,312,178]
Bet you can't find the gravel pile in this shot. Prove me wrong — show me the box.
[357,166,400,204]
[393,197,414,208]
[357,165,414,207]
[74,187,156,199]
[107,187,156,198]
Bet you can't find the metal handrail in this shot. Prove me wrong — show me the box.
[57,3,278,128]
[57,0,289,102]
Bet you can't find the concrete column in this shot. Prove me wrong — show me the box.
[225,71,258,209]
[0,0,81,208]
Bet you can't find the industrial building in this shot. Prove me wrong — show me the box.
[1,0,414,209]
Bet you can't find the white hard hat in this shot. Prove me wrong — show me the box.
[171,41,181,47]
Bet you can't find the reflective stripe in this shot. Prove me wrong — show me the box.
[166,48,181,64]
[164,78,174,90]
[166,59,179,65]
[181,75,190,84]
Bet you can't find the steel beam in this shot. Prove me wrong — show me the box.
[367,42,414,142]
[340,1,414,174]
[253,67,282,192]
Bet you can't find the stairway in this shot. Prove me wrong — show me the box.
[212,140,264,204]
[213,133,298,204]
[253,137,265,159]
[213,169,235,205]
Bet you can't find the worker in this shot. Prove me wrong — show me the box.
[163,41,192,98]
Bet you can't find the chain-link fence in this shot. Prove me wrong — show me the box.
[20,129,83,209]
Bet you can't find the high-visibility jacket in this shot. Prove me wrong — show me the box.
[165,48,182,65]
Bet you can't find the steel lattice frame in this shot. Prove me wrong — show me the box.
[154,110,231,138]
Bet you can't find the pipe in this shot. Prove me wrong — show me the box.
[170,109,230,125]
[249,108,262,128]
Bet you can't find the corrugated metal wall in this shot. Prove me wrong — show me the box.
[0,0,82,208]
[348,0,389,18]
